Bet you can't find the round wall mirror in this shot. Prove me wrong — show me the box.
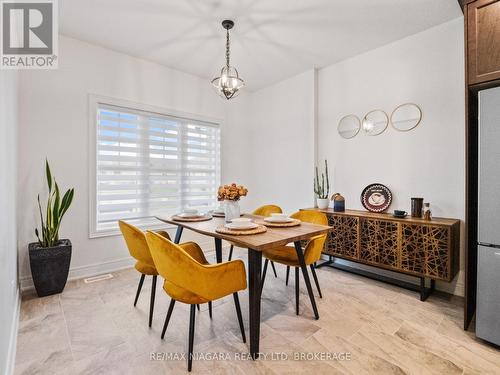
[362,110,388,136]
[390,103,422,131]
[338,114,361,139]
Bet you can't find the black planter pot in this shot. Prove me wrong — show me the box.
[29,239,72,297]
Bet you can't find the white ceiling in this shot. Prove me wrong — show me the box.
[60,0,462,91]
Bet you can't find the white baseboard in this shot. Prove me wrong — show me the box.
[5,287,20,375]
[20,257,135,292]
[19,239,224,293]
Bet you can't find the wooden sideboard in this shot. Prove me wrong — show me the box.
[303,208,460,300]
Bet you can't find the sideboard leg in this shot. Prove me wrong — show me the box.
[420,277,436,301]
[315,255,335,269]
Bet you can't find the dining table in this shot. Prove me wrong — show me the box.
[156,213,331,359]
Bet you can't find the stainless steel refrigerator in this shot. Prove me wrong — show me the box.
[477,86,500,345]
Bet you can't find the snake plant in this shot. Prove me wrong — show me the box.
[314,159,330,199]
[35,160,74,247]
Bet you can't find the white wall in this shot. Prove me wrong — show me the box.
[17,36,251,288]
[317,18,465,295]
[17,19,466,297]
[243,70,317,214]
[0,70,19,374]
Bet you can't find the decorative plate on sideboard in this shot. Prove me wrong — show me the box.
[361,183,392,212]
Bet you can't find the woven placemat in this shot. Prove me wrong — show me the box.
[209,211,244,218]
[215,225,267,235]
[257,219,301,228]
[171,214,213,222]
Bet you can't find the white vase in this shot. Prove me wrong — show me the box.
[224,200,241,222]
[316,198,330,210]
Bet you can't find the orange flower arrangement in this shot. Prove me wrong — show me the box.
[217,183,248,201]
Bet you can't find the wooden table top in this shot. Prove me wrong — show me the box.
[301,208,460,226]
[156,214,332,251]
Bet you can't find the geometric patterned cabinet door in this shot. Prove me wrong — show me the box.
[325,215,358,260]
[304,208,460,283]
[401,224,451,280]
[360,219,399,269]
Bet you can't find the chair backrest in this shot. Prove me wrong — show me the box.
[145,231,202,291]
[253,205,282,216]
[118,220,155,267]
[290,210,328,264]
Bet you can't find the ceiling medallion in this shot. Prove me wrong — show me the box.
[211,20,245,100]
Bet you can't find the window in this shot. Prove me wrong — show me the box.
[89,97,221,236]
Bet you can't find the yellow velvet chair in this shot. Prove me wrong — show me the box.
[261,210,328,318]
[119,220,173,327]
[228,204,282,277]
[145,231,247,372]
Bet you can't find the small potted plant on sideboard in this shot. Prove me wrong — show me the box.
[29,160,74,297]
[314,159,330,209]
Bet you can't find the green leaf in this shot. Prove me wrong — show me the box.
[59,189,74,219]
[45,159,52,192]
[53,182,60,229]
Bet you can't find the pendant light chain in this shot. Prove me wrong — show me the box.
[225,29,230,69]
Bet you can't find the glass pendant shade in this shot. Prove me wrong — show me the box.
[211,65,245,100]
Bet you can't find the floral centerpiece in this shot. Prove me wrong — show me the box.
[217,183,248,221]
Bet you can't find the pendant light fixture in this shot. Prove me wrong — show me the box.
[211,20,244,100]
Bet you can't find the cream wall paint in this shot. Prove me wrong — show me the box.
[317,18,465,295]
[17,36,251,288]
[0,70,19,374]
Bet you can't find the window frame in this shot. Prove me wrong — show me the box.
[88,94,223,238]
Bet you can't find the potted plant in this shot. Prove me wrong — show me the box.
[217,183,248,222]
[29,160,74,297]
[314,160,330,209]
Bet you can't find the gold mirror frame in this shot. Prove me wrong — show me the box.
[390,103,422,132]
[338,114,361,139]
[362,109,388,136]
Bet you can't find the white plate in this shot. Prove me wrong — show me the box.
[264,216,294,223]
[225,222,258,230]
[213,209,225,214]
[178,212,201,218]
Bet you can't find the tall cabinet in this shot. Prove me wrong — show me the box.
[461,0,500,329]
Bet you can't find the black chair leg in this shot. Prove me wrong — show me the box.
[270,261,278,278]
[295,267,299,315]
[196,304,200,311]
[134,274,145,306]
[188,304,196,372]
[149,275,157,327]
[228,245,234,261]
[161,298,176,339]
[310,264,322,298]
[260,259,269,292]
[233,293,246,343]
[286,266,290,286]
[208,301,212,319]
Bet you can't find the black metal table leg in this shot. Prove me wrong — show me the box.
[248,248,262,360]
[174,226,183,244]
[215,238,222,263]
[294,241,319,320]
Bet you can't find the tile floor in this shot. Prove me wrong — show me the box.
[14,250,500,374]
